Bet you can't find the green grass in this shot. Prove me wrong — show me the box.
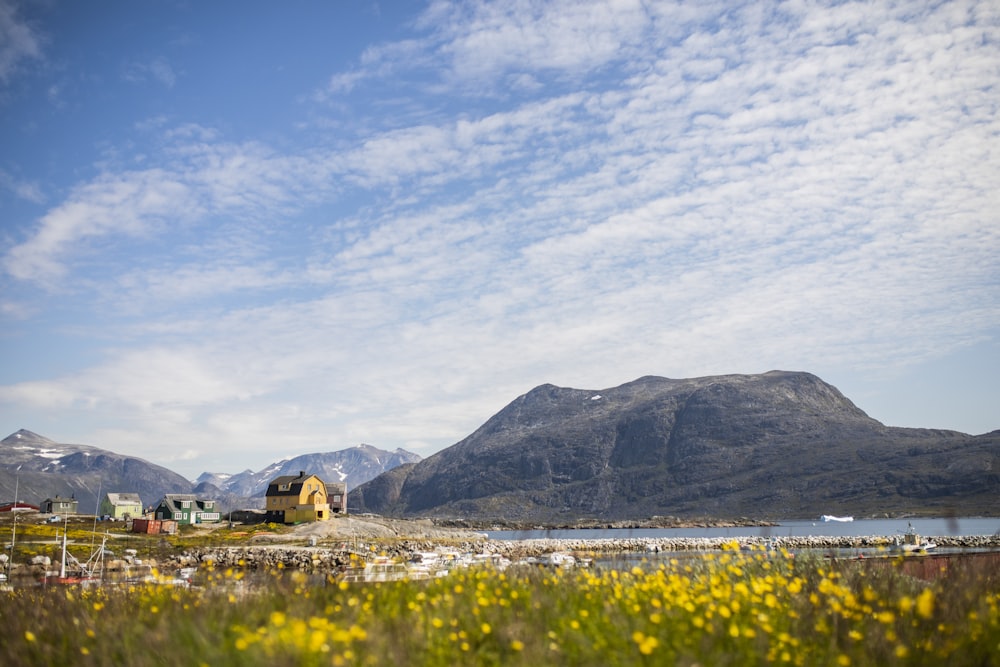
[2,544,999,666]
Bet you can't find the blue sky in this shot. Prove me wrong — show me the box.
[1,0,998,480]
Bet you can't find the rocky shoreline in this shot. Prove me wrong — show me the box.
[161,533,1000,574]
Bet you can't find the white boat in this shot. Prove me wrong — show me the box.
[340,556,415,583]
[541,552,578,568]
[821,515,854,522]
[894,523,936,553]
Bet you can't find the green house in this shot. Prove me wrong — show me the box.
[99,492,143,519]
[153,494,221,525]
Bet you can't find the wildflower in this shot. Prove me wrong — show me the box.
[632,631,659,655]
[25,631,36,642]
[916,588,935,619]
[511,639,524,651]
[481,622,492,635]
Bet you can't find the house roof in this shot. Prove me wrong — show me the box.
[158,494,217,510]
[105,492,142,506]
[266,471,326,496]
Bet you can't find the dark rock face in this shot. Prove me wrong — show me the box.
[349,372,1000,521]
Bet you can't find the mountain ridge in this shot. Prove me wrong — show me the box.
[349,371,999,521]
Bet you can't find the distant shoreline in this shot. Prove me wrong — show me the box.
[432,516,779,531]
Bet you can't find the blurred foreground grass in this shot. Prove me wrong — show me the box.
[2,543,999,666]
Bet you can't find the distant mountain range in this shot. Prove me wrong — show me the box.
[349,371,1000,522]
[0,430,420,514]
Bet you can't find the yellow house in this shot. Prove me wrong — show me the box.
[264,471,330,524]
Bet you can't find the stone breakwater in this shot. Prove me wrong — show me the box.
[165,534,1000,573]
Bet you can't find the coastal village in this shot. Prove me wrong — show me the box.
[1,469,349,534]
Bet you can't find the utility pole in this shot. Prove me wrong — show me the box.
[8,476,18,576]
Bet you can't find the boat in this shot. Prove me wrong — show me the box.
[540,552,579,568]
[40,526,106,586]
[821,515,854,522]
[340,556,412,583]
[894,523,937,553]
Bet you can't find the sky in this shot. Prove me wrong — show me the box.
[1,0,998,481]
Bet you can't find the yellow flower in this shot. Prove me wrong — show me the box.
[481,622,492,635]
[916,588,934,619]
[511,639,524,651]
[25,631,36,642]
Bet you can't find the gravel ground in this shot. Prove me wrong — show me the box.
[291,515,488,541]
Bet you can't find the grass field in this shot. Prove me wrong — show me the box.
[2,543,999,666]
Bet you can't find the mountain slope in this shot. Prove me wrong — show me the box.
[0,429,193,514]
[349,371,1000,521]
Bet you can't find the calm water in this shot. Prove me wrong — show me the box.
[485,518,1000,541]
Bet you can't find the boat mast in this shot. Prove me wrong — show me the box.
[59,522,68,579]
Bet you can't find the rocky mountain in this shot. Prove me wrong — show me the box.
[1,430,420,514]
[0,429,192,514]
[349,371,1000,521]
[195,445,422,509]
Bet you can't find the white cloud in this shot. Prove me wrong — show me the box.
[2,0,998,474]
[0,0,42,84]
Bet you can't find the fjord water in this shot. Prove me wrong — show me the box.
[486,517,1000,541]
